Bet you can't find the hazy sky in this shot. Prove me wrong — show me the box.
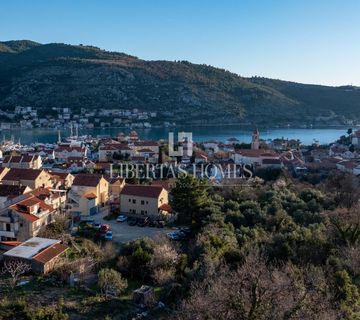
[1,0,359,86]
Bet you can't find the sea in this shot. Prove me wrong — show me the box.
[0,126,351,146]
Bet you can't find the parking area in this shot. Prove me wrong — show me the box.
[96,211,172,243]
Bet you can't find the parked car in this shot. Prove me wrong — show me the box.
[157,220,166,228]
[100,224,110,232]
[179,226,191,235]
[116,214,127,222]
[92,221,101,229]
[167,231,186,241]
[137,217,149,227]
[167,231,181,241]
[128,218,138,226]
[104,230,113,240]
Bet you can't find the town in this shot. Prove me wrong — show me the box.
[0,124,358,318]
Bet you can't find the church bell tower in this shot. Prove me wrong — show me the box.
[251,128,260,150]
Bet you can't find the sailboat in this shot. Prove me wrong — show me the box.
[66,123,92,144]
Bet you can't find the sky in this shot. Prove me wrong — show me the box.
[1,0,359,86]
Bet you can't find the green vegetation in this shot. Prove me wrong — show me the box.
[171,175,209,225]
[98,268,128,298]
[2,169,360,318]
[1,40,360,125]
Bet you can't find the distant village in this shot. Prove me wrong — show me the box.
[0,106,176,130]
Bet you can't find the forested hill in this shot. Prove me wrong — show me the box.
[0,40,359,126]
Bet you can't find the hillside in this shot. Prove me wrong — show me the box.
[0,40,359,126]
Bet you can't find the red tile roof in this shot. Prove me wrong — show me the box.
[0,241,22,247]
[95,162,112,169]
[84,193,97,200]
[101,144,131,151]
[2,155,38,164]
[32,243,68,264]
[262,159,281,165]
[0,185,28,197]
[235,149,277,157]
[10,195,54,220]
[2,168,44,181]
[159,203,172,213]
[121,185,164,198]
[73,174,103,187]
[134,141,159,147]
[55,145,85,152]
[51,172,72,180]
[137,148,155,153]
[16,211,39,222]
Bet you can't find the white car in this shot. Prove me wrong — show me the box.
[116,214,127,222]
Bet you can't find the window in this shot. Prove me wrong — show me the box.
[141,200,145,205]
[128,198,131,202]
[6,223,11,232]
[132,199,136,204]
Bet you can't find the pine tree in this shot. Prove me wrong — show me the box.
[171,174,209,224]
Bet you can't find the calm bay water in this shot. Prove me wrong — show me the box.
[1,126,350,146]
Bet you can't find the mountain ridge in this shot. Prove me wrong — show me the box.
[0,40,359,126]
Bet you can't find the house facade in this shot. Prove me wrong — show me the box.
[3,237,67,274]
[0,194,58,242]
[120,185,169,218]
[54,144,88,162]
[2,154,42,169]
[0,168,53,189]
[68,174,109,218]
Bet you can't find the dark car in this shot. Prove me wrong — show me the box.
[92,221,101,229]
[167,230,187,241]
[137,217,149,227]
[179,226,191,235]
[157,220,165,228]
[148,220,156,227]
[127,218,138,226]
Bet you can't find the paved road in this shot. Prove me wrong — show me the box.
[95,211,172,243]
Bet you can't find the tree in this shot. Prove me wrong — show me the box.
[38,215,68,239]
[121,238,154,279]
[329,207,360,247]
[2,259,31,288]
[148,237,179,285]
[325,172,360,209]
[171,174,209,224]
[334,270,360,319]
[98,268,127,299]
[179,250,338,320]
